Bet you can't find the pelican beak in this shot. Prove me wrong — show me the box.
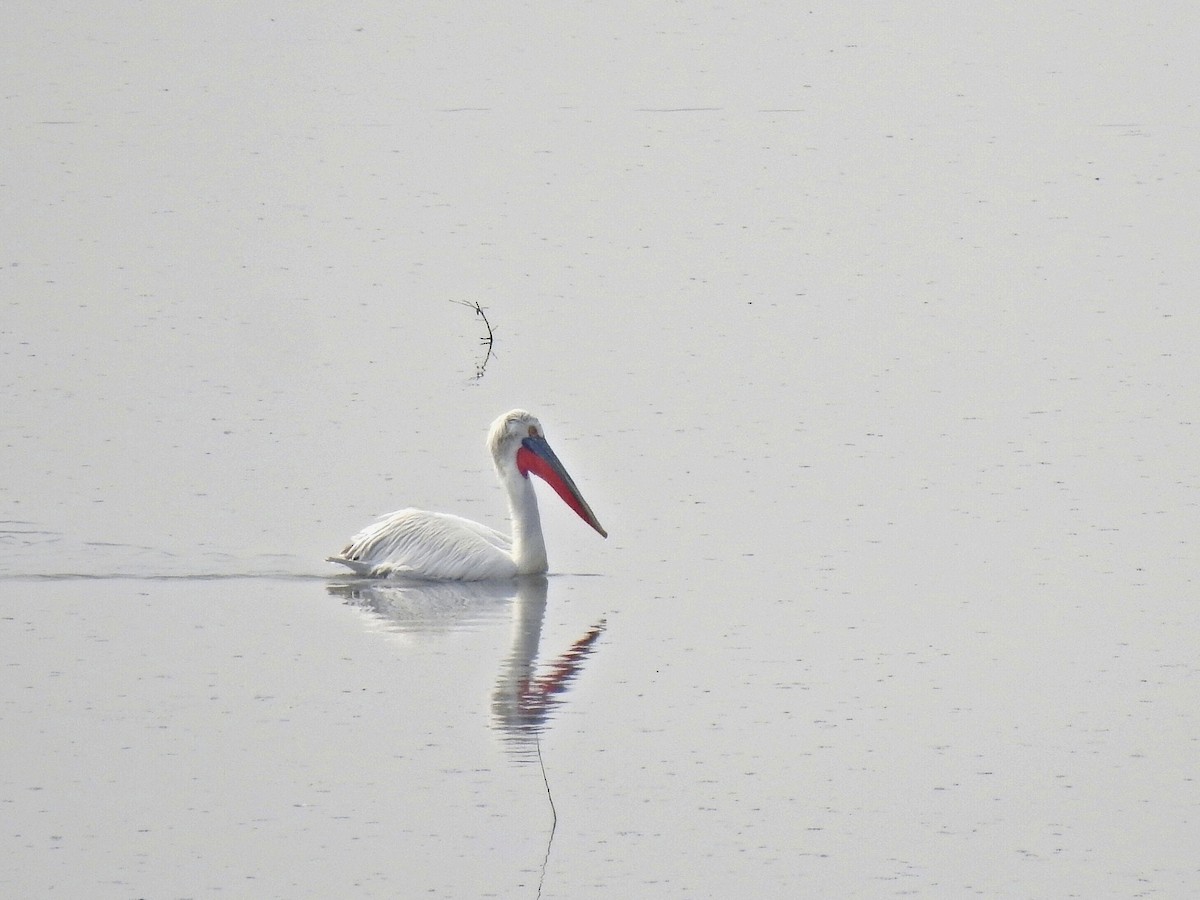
[517,434,608,538]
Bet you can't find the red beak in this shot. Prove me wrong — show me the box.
[516,435,607,538]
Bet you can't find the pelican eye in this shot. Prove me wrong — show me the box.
[528,426,540,437]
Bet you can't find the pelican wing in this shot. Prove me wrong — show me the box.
[328,508,517,580]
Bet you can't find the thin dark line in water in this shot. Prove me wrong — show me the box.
[0,572,329,583]
[535,736,556,900]
[0,570,607,584]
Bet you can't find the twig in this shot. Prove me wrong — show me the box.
[451,299,496,379]
[535,736,556,900]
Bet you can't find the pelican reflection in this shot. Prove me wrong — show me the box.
[492,576,605,760]
[327,576,515,634]
[326,575,604,758]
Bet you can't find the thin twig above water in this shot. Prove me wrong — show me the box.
[451,299,495,380]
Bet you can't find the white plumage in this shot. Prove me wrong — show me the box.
[328,410,606,580]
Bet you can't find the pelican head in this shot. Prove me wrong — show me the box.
[488,409,607,538]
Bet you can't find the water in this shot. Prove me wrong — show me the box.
[3,3,1199,896]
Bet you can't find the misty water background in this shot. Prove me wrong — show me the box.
[3,3,1198,897]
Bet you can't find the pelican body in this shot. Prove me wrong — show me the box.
[328,410,606,580]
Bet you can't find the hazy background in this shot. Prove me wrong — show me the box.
[3,2,1198,896]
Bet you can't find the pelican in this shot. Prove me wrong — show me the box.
[328,409,606,580]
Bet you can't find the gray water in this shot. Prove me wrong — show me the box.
[3,3,1198,897]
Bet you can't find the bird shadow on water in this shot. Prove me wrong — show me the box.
[326,575,605,898]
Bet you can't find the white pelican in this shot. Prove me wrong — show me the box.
[328,409,606,580]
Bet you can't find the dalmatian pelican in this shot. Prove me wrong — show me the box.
[329,410,606,580]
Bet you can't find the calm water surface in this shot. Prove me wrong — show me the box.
[3,3,1198,897]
